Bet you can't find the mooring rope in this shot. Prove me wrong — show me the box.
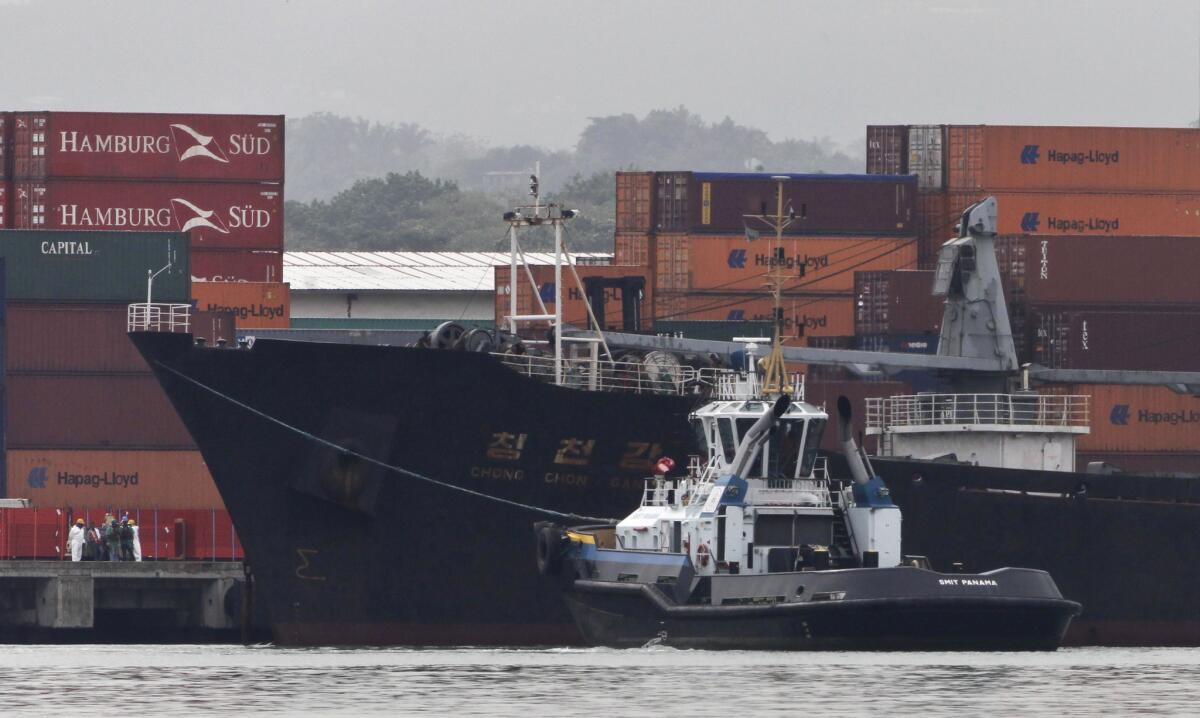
[153,360,619,525]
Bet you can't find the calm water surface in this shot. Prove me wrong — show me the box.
[2,645,1198,715]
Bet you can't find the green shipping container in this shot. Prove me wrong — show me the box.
[0,230,190,303]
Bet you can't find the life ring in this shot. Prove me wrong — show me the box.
[536,525,564,576]
[696,543,711,568]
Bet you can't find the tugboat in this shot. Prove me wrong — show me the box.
[536,375,1081,650]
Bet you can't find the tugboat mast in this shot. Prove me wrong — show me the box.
[745,176,800,397]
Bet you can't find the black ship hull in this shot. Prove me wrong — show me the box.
[132,332,1200,646]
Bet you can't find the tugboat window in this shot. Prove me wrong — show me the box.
[692,419,709,456]
[800,418,827,477]
[736,418,764,476]
[718,418,737,464]
[770,420,804,479]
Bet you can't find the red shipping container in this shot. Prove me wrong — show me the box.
[6,375,195,449]
[947,125,1200,192]
[854,270,942,335]
[0,508,65,559]
[12,112,283,182]
[802,379,913,452]
[191,249,283,282]
[943,190,1200,239]
[7,303,149,373]
[866,125,907,175]
[190,311,238,346]
[1030,308,1200,371]
[12,180,283,250]
[615,172,654,232]
[0,181,8,228]
[0,112,9,179]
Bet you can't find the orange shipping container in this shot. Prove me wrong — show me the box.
[494,265,652,332]
[682,234,918,293]
[615,172,655,232]
[614,231,653,268]
[191,281,290,329]
[947,125,1200,192]
[654,292,854,338]
[7,450,223,509]
[942,191,1200,239]
[1055,384,1200,453]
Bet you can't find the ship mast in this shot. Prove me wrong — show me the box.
[745,176,799,396]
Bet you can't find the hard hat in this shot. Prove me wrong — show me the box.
[127,519,136,525]
[75,519,84,525]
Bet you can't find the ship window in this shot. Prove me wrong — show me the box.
[692,418,709,456]
[717,418,737,463]
[800,419,827,477]
[736,418,763,476]
[769,419,804,479]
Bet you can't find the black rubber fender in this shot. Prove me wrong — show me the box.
[536,524,565,576]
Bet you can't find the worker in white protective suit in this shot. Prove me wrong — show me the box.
[129,519,142,562]
[68,518,86,562]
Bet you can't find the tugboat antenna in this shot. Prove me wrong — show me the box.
[744,176,799,396]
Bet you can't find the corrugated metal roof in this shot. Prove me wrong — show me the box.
[283,251,613,292]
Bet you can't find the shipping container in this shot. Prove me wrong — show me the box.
[614,232,652,268]
[1030,308,1200,371]
[615,172,654,232]
[854,269,942,335]
[190,248,283,283]
[191,281,289,329]
[6,450,221,508]
[0,113,8,179]
[677,234,918,294]
[802,379,913,452]
[654,233,689,292]
[0,507,241,560]
[650,320,773,341]
[6,304,148,373]
[653,292,855,338]
[0,230,189,303]
[0,182,8,229]
[866,126,907,176]
[12,180,282,250]
[11,112,283,182]
[908,125,945,190]
[994,235,1200,305]
[946,125,1200,192]
[652,172,916,235]
[916,191,948,267]
[1047,384,1200,453]
[7,374,194,449]
[495,265,652,332]
[942,191,1200,239]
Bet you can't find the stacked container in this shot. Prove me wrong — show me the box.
[615,171,921,341]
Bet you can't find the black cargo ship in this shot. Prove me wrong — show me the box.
[130,329,1200,646]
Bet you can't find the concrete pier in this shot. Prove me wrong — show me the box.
[0,561,254,641]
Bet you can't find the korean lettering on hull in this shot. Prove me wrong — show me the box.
[12,112,284,182]
[12,181,282,250]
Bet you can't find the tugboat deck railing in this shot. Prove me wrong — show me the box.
[865,393,1091,434]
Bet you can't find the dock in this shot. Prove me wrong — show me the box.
[0,561,263,642]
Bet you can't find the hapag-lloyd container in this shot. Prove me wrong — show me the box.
[653,172,916,235]
[947,125,1200,192]
[0,230,189,302]
[495,265,652,331]
[192,281,290,329]
[1046,384,1200,453]
[191,249,283,282]
[7,304,148,372]
[6,374,194,449]
[654,292,854,337]
[11,112,284,181]
[942,191,1200,238]
[12,180,282,250]
[615,172,654,232]
[677,234,918,293]
[1030,308,1200,371]
[996,235,1200,305]
[6,450,221,509]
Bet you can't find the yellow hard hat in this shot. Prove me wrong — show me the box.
[127,519,136,525]
[75,519,84,525]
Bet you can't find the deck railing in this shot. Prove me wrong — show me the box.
[866,393,1091,433]
[127,303,192,333]
[496,352,726,396]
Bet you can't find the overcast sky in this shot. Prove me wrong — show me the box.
[2,0,1197,152]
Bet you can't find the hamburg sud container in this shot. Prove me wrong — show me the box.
[192,281,289,329]
[946,125,1200,192]
[1030,308,1200,371]
[0,230,189,302]
[854,269,942,335]
[6,450,222,509]
[191,249,283,283]
[940,191,1200,239]
[11,112,284,182]
[654,292,854,338]
[1052,384,1200,453]
[11,181,282,250]
[495,265,652,332]
[6,375,195,449]
[656,234,918,293]
[615,172,654,233]
[996,235,1200,305]
[653,172,916,235]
